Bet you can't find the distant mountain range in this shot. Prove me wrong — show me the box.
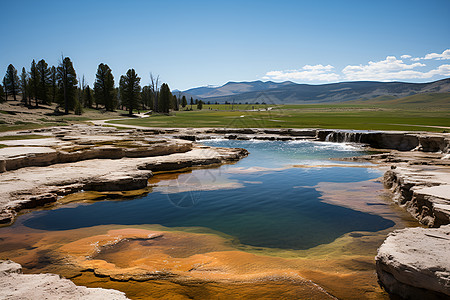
[176,78,450,104]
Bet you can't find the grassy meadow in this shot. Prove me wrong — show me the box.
[1,93,449,133]
[108,93,450,132]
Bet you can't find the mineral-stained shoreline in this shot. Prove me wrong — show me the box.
[0,125,449,299]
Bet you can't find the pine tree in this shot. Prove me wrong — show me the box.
[197,100,203,110]
[158,83,172,114]
[141,86,153,109]
[2,78,7,101]
[29,59,39,107]
[74,99,83,115]
[190,97,194,109]
[57,57,78,114]
[20,67,29,105]
[94,63,115,111]
[172,95,179,111]
[50,66,57,103]
[36,59,51,104]
[84,85,93,108]
[0,83,5,103]
[119,69,141,116]
[181,95,187,108]
[4,64,20,101]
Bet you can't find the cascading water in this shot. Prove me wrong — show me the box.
[325,132,334,142]
[323,131,363,144]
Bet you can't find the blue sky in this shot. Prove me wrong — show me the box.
[1,0,449,90]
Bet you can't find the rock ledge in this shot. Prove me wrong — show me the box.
[376,225,450,300]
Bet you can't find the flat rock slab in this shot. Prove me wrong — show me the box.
[0,146,57,158]
[0,260,129,300]
[415,184,450,199]
[0,138,63,147]
[376,225,450,299]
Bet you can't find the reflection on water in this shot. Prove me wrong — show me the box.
[0,140,418,299]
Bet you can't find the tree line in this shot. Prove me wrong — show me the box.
[0,57,204,115]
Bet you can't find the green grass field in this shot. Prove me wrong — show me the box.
[108,93,450,132]
[1,93,448,132]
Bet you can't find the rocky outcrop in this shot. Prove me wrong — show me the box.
[317,130,450,152]
[0,260,129,299]
[382,168,450,227]
[375,225,450,300]
[0,134,193,173]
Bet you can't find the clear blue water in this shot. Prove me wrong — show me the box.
[22,140,394,250]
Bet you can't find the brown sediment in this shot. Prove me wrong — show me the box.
[0,223,396,299]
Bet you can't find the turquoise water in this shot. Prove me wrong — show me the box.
[22,140,394,250]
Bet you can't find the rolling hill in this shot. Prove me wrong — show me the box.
[179,78,450,104]
[182,80,295,99]
[346,92,450,109]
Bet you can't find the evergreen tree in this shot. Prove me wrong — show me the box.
[94,63,115,111]
[36,59,51,104]
[50,66,57,103]
[172,95,179,111]
[190,97,194,109]
[0,83,4,103]
[4,64,20,101]
[181,95,187,108]
[158,83,172,114]
[119,69,141,116]
[29,59,39,106]
[197,100,203,110]
[141,85,153,109]
[57,57,78,114]
[84,85,93,108]
[20,67,30,105]
[2,78,7,101]
[74,99,83,115]
[113,87,119,110]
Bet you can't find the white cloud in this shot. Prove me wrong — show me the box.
[410,49,450,61]
[263,51,450,83]
[263,64,340,82]
[342,56,432,81]
[423,49,450,60]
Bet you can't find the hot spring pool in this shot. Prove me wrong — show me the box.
[21,140,394,250]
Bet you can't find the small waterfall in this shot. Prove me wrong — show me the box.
[322,131,363,144]
[344,132,351,143]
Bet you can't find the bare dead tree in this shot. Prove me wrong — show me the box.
[150,73,159,112]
